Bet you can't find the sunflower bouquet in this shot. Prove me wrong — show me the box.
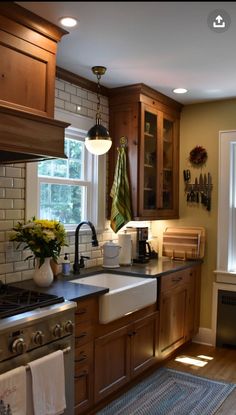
[10,217,68,267]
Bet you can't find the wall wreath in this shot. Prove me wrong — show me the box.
[189,145,208,166]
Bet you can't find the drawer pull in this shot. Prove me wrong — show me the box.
[76,308,87,315]
[75,353,87,363]
[171,276,183,283]
[75,332,87,340]
[75,370,88,379]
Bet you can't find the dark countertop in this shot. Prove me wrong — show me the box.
[12,257,202,302]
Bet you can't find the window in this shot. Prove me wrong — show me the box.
[217,130,236,276]
[26,109,106,231]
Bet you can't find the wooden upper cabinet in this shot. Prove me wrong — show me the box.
[0,2,68,118]
[109,84,182,220]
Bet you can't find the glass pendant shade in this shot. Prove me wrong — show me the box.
[85,119,112,155]
[85,66,112,156]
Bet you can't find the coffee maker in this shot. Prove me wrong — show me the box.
[127,227,151,263]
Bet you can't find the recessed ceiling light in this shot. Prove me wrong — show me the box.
[59,17,78,28]
[173,88,188,94]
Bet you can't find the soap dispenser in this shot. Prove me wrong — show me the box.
[62,253,70,276]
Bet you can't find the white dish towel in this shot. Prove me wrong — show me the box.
[0,366,27,415]
[28,350,66,415]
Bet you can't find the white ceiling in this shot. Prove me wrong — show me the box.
[17,1,236,105]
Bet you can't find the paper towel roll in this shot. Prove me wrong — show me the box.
[118,233,132,265]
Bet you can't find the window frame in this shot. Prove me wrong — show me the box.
[26,108,107,232]
[216,130,236,282]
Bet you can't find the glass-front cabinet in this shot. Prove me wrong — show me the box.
[139,105,178,218]
[109,84,181,220]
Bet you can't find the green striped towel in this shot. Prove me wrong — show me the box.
[110,146,132,233]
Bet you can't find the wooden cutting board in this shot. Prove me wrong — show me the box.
[162,227,205,260]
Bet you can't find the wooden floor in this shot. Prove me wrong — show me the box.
[164,342,236,414]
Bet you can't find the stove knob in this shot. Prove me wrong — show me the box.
[33,331,45,346]
[11,338,27,354]
[53,324,63,338]
[64,320,74,334]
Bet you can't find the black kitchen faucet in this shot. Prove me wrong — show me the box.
[73,221,99,274]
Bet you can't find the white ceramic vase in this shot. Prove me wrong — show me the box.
[33,257,54,287]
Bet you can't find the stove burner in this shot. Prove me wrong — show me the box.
[0,282,64,318]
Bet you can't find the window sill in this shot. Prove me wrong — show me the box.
[214,269,236,284]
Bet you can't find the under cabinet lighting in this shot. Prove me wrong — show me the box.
[59,17,78,28]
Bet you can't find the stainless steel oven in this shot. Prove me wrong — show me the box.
[0,283,76,415]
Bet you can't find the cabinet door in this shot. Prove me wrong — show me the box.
[186,265,201,340]
[94,325,131,403]
[0,30,55,118]
[157,112,179,218]
[159,285,188,359]
[139,106,161,217]
[131,313,158,377]
[74,342,94,414]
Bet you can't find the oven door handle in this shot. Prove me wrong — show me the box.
[25,346,72,371]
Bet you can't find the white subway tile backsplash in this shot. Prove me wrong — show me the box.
[55,79,65,90]
[14,261,29,272]
[71,95,82,105]
[0,211,5,220]
[0,220,13,231]
[55,98,65,109]
[0,263,13,274]
[0,167,5,176]
[0,177,13,187]
[82,99,94,110]
[0,253,5,263]
[76,87,88,99]
[5,188,21,198]
[13,199,24,209]
[5,167,22,178]
[6,272,22,284]
[0,199,14,209]
[13,178,24,188]
[65,101,77,113]
[88,91,98,103]
[58,90,70,101]
[6,210,22,220]
[65,83,77,95]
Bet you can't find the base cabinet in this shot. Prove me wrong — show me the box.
[74,298,98,415]
[158,265,201,360]
[94,312,158,403]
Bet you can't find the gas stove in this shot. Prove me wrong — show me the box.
[0,282,64,319]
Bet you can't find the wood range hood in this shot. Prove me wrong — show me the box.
[0,2,70,164]
[0,105,70,164]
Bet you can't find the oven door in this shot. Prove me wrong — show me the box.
[0,336,74,415]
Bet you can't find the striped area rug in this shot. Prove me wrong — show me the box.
[97,368,236,415]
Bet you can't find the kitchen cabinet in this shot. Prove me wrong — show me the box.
[0,3,67,118]
[109,84,182,220]
[158,264,201,360]
[0,3,69,163]
[94,311,158,403]
[74,297,98,415]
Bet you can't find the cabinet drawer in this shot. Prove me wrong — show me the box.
[161,270,188,292]
[75,342,93,368]
[75,297,98,324]
[75,322,94,347]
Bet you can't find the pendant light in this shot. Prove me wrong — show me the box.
[85,66,112,155]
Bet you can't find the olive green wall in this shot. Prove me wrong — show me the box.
[152,98,236,330]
